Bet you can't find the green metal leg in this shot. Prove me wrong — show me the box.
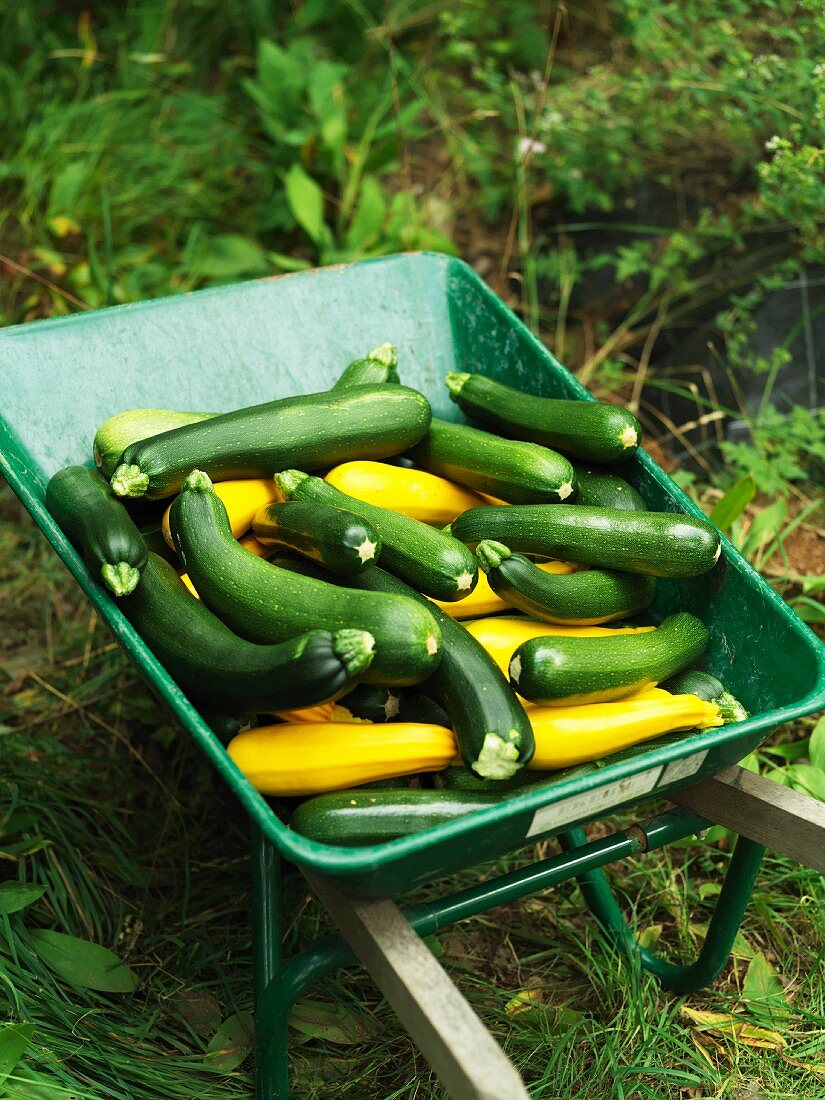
[252,809,757,1096]
[558,827,766,992]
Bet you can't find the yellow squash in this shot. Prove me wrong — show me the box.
[227,721,457,796]
[463,616,656,675]
[433,562,579,619]
[528,692,722,770]
[162,478,279,546]
[325,460,484,526]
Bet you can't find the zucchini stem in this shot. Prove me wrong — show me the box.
[445,371,471,397]
[110,463,150,498]
[274,469,309,498]
[367,343,398,369]
[473,732,521,779]
[182,469,214,493]
[333,629,376,677]
[476,539,511,573]
[101,561,141,596]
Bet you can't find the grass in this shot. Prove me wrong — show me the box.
[1,481,823,1098]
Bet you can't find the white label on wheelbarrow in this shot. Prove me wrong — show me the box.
[526,765,663,838]
[659,750,708,785]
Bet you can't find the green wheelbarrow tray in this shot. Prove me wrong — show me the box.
[2,252,824,903]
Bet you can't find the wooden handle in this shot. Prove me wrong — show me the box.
[305,870,530,1100]
[672,764,825,873]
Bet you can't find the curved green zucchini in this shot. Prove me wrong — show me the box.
[169,472,442,686]
[510,611,709,705]
[123,553,375,710]
[290,788,506,845]
[331,343,400,389]
[253,501,382,576]
[661,670,748,723]
[350,566,533,779]
[406,418,575,503]
[476,540,656,625]
[397,692,451,727]
[338,683,401,722]
[452,505,721,578]
[46,465,147,595]
[274,470,478,601]
[571,463,646,510]
[446,372,641,463]
[94,408,215,479]
[111,384,431,500]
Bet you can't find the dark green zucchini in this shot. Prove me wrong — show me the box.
[290,788,506,846]
[397,693,450,727]
[200,708,254,743]
[510,611,709,705]
[350,566,533,779]
[274,470,478,601]
[446,372,641,463]
[169,471,442,686]
[138,517,180,566]
[46,465,148,596]
[338,683,401,722]
[253,501,382,576]
[476,540,656,625]
[110,384,431,500]
[406,418,575,503]
[661,670,748,723]
[331,343,400,389]
[571,463,646,510]
[437,766,545,793]
[123,553,375,710]
[452,505,721,578]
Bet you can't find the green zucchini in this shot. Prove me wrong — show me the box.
[571,463,646,511]
[452,505,721,578]
[510,611,709,706]
[123,553,375,710]
[290,788,506,846]
[274,470,478,602]
[437,766,545,793]
[94,408,215,479]
[397,692,450,727]
[476,540,656,625]
[138,517,180,566]
[200,709,254,743]
[406,418,575,503]
[46,465,148,596]
[331,343,400,389]
[253,501,382,576]
[446,372,641,463]
[661,670,748,723]
[350,566,533,779]
[169,471,442,686]
[110,384,431,500]
[338,683,401,722]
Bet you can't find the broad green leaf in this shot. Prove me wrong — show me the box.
[781,764,825,801]
[809,717,825,773]
[267,251,314,273]
[47,162,89,217]
[29,930,138,993]
[204,1012,253,1073]
[285,164,327,247]
[345,176,386,250]
[680,1005,785,1049]
[741,953,790,1028]
[170,991,222,1037]
[196,235,269,280]
[289,1000,369,1045]
[0,1023,35,1086]
[710,475,755,532]
[788,595,825,624]
[741,499,787,559]
[638,924,663,947]
[0,883,46,916]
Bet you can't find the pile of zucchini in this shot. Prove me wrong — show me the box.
[46,344,747,847]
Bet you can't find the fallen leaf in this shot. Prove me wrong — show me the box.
[638,924,662,948]
[741,953,790,1029]
[680,1006,786,1050]
[0,1023,35,1086]
[505,988,543,1015]
[204,1011,253,1072]
[0,883,46,916]
[29,930,138,993]
[170,990,222,1037]
[289,1000,369,1045]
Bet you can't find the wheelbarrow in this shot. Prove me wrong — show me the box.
[2,252,824,1099]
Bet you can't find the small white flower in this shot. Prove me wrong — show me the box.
[518,137,547,160]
